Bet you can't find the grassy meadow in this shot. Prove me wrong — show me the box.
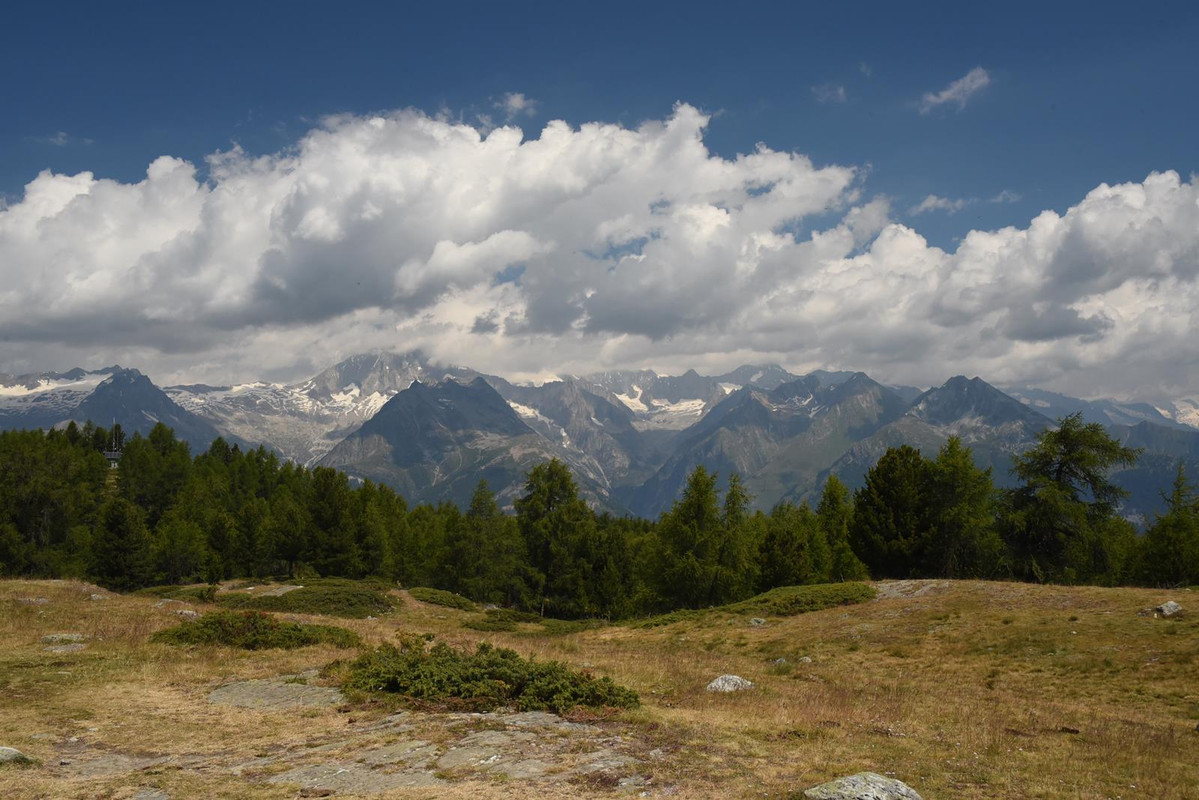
[0,577,1195,799]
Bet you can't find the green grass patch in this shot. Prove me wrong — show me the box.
[409,587,477,612]
[152,610,360,650]
[134,584,217,603]
[216,579,397,618]
[342,634,639,713]
[461,608,541,632]
[724,582,875,616]
[537,618,608,636]
[629,582,875,628]
[460,608,609,635]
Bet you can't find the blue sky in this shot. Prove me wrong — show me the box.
[1,1,1198,401]
[6,1,1195,246]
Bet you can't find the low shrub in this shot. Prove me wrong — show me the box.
[152,610,359,650]
[217,579,397,618]
[343,634,639,713]
[409,587,477,612]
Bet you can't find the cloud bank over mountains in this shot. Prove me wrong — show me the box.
[0,102,1196,400]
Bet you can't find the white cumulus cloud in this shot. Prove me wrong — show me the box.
[0,103,1197,403]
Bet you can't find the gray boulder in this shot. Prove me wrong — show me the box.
[803,772,922,800]
[749,618,766,627]
[706,674,754,692]
[1156,601,1182,617]
[0,746,33,765]
[40,633,85,644]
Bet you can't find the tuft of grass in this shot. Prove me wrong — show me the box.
[409,587,477,612]
[341,634,639,714]
[629,582,875,628]
[216,579,397,618]
[151,610,360,650]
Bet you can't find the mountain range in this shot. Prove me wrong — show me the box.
[3,352,1197,522]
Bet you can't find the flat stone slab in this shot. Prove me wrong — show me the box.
[357,740,435,767]
[258,584,304,597]
[269,762,446,793]
[207,678,344,710]
[44,643,87,654]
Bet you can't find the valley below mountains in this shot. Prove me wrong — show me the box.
[3,352,1198,521]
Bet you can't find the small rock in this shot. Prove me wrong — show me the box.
[88,594,107,601]
[132,790,170,800]
[706,674,754,692]
[772,657,788,666]
[798,656,813,663]
[44,643,87,654]
[803,771,922,799]
[40,633,85,644]
[154,599,184,608]
[174,609,201,619]
[1156,601,1183,617]
[749,618,766,627]
[0,746,33,765]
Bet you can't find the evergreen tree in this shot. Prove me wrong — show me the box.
[758,501,824,589]
[850,445,935,578]
[90,497,153,590]
[444,481,529,605]
[651,466,720,609]
[1002,413,1140,583]
[1135,463,1199,586]
[515,459,598,616]
[817,474,868,581]
[925,437,1005,577]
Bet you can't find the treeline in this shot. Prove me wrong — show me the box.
[0,415,1196,618]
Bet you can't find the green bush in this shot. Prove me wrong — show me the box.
[216,579,398,618]
[343,634,639,713]
[409,587,477,612]
[152,610,360,650]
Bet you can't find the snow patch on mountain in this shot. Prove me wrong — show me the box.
[614,385,648,413]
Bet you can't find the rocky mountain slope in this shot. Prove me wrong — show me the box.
[317,378,613,509]
[167,352,477,465]
[0,367,222,448]
[6,353,1199,520]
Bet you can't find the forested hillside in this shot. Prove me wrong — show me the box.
[1,416,1196,618]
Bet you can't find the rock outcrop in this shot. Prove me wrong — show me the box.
[803,772,922,799]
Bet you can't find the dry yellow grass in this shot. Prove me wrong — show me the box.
[1,578,1196,799]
